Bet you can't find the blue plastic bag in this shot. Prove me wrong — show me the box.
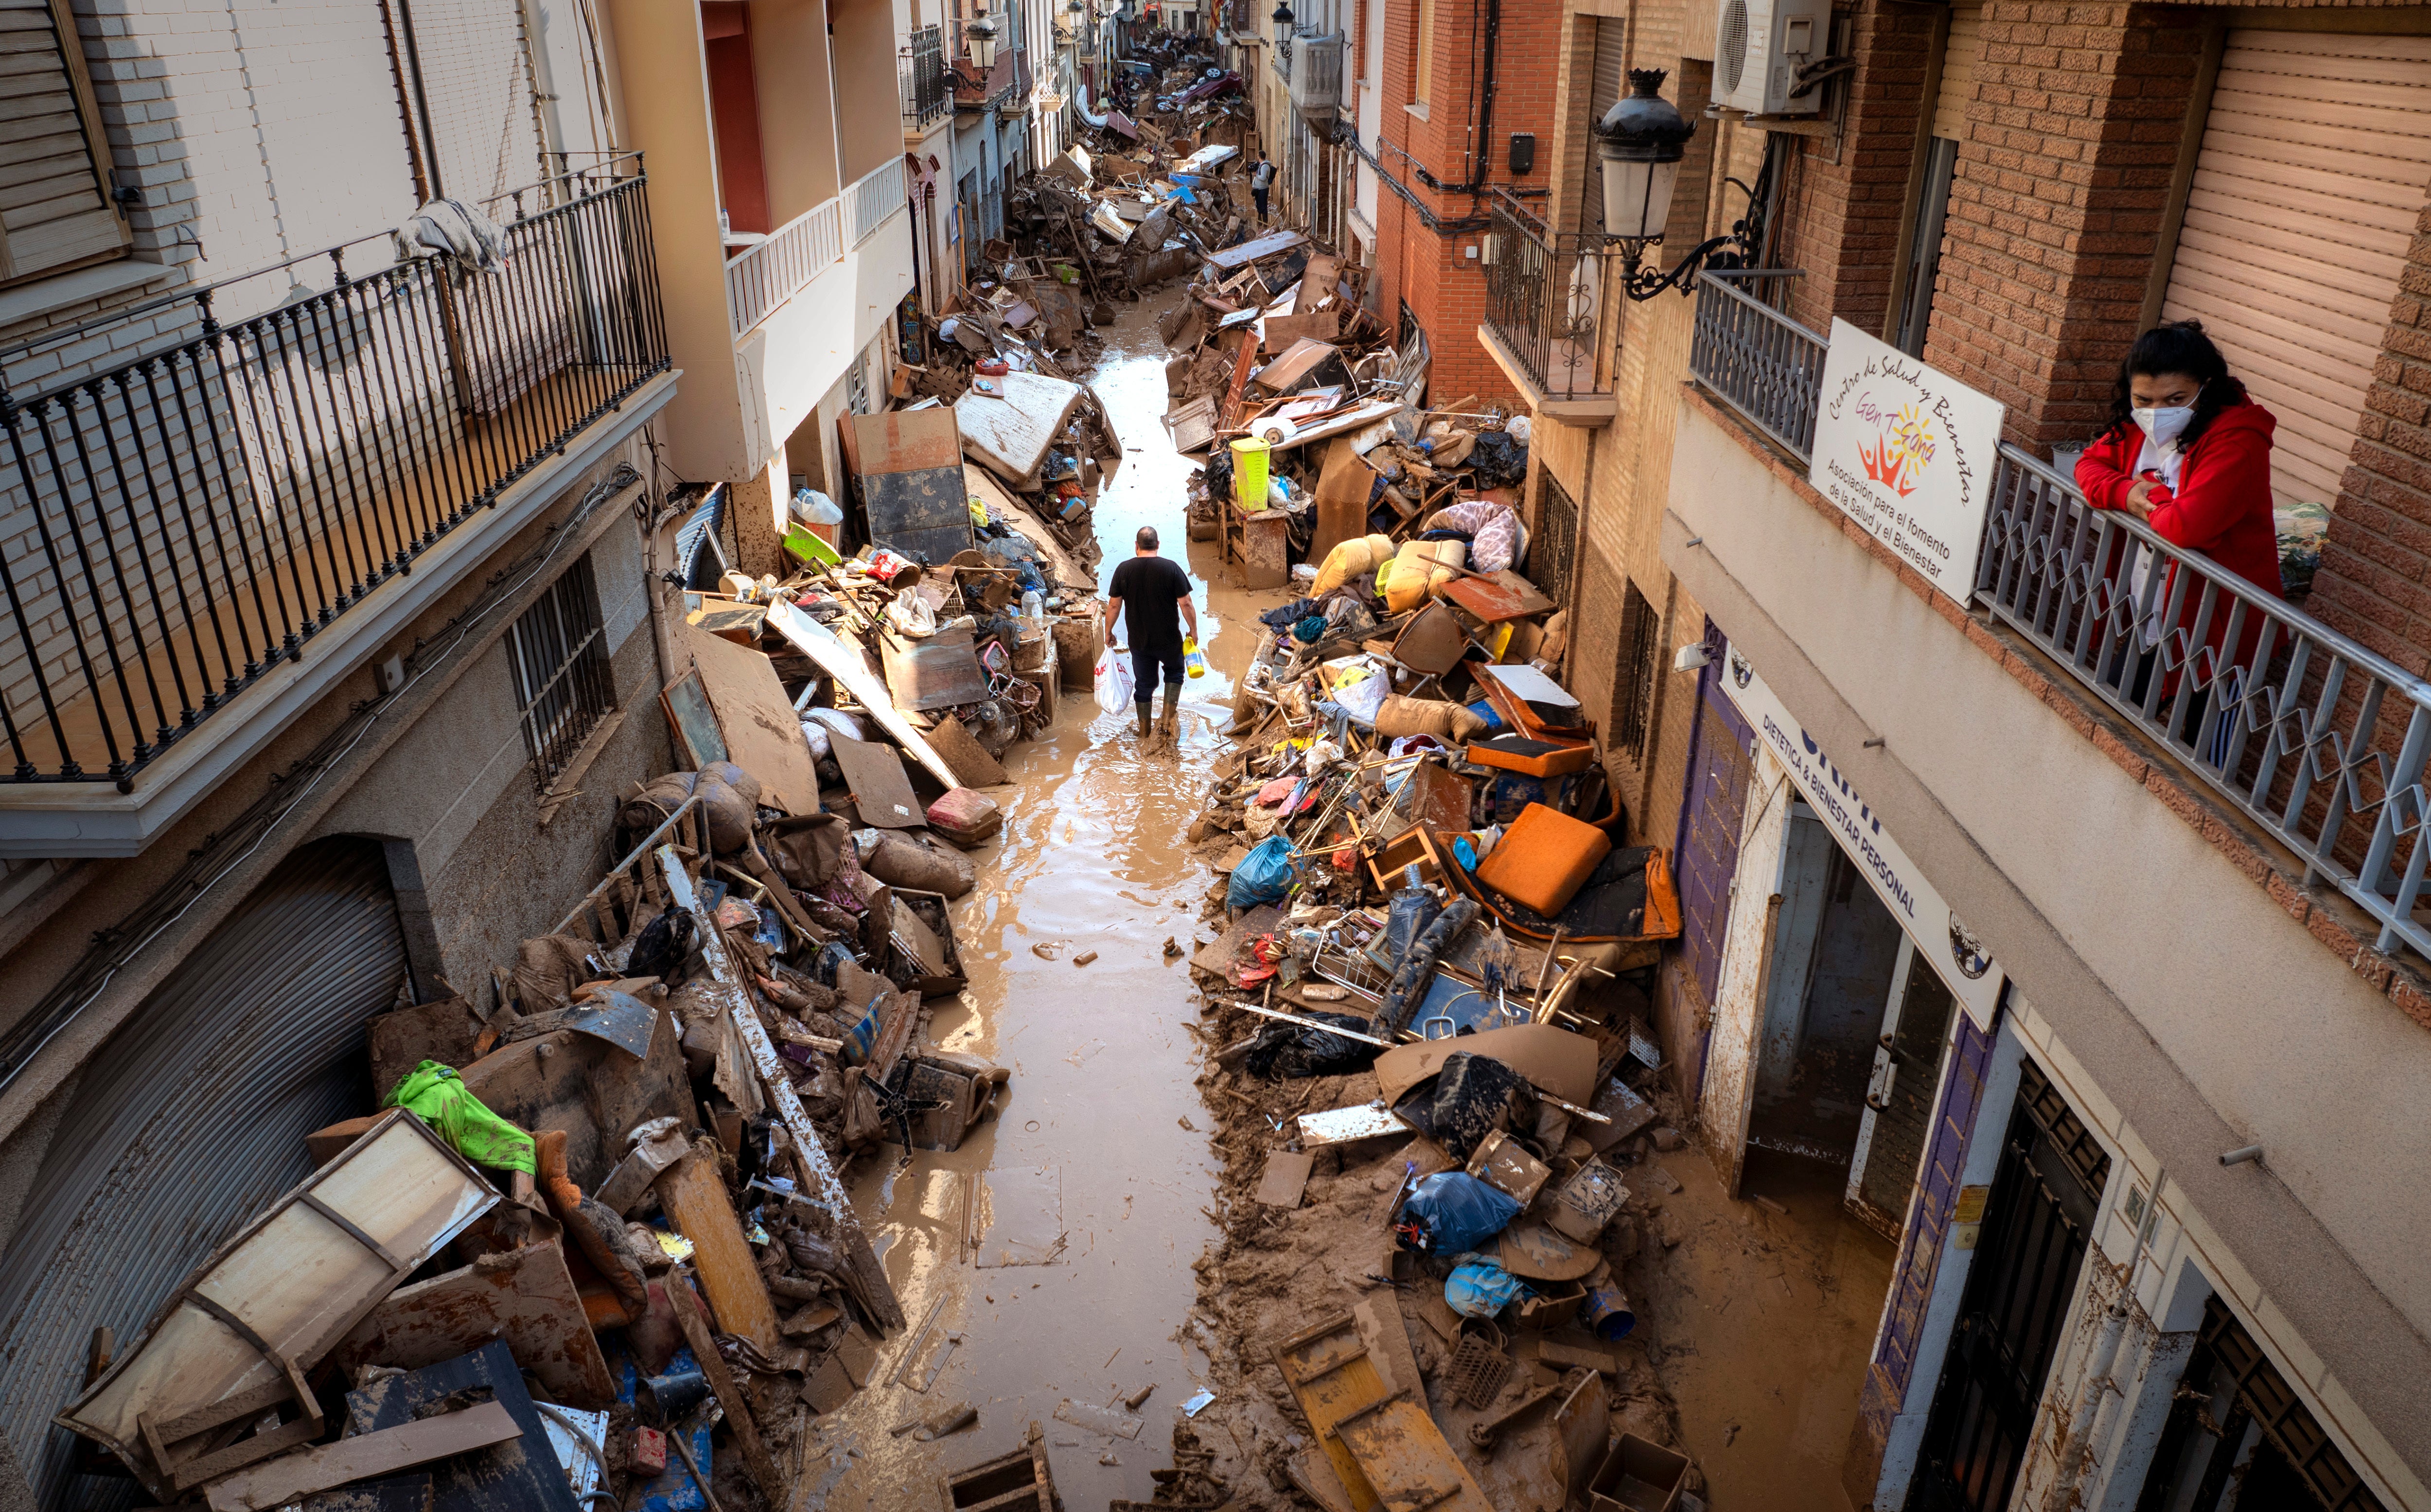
[1227,835,1296,908]
[1445,1255,1528,1319]
[1396,1171,1521,1255]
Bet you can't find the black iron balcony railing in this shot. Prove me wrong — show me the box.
[1482,196,1617,404]
[0,156,668,787]
[903,25,951,127]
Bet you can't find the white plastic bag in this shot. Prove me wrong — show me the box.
[1093,647,1135,715]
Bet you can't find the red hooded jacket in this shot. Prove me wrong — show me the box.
[2076,398,2283,598]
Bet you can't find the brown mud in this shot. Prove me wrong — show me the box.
[806,290,1896,1512]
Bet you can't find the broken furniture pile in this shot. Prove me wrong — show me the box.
[1151,233,1531,591]
[1165,519,1704,1506]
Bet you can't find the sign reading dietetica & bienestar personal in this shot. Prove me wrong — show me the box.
[1810,319,2008,604]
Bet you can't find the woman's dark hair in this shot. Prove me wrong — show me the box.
[2102,319,2248,452]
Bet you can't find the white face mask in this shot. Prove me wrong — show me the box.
[2132,387,2201,451]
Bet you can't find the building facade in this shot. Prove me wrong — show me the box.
[1484,0,2431,1508]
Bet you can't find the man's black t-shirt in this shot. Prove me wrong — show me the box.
[1109,555,1193,651]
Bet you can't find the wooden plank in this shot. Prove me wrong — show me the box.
[828,735,925,828]
[1332,1396,1495,1512]
[1308,437,1371,564]
[1253,1149,1315,1208]
[921,707,1011,788]
[201,1401,521,1512]
[680,621,819,817]
[666,1272,787,1504]
[1207,228,1307,270]
[654,1145,781,1354]
[764,598,959,789]
[333,1242,616,1410]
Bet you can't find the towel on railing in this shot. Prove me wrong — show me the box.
[402,197,507,280]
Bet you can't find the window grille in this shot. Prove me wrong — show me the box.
[509,554,616,789]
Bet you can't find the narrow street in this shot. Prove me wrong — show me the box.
[804,298,1268,1507]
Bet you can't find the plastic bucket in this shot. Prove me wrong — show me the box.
[1231,437,1271,511]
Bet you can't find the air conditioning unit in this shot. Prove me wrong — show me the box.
[1710,0,1830,115]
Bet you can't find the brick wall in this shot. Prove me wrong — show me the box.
[1920,0,2202,451]
[2309,204,2431,680]
[1773,0,1938,339]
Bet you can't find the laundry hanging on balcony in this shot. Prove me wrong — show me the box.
[401,197,508,281]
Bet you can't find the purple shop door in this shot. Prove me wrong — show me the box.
[1673,621,1757,1097]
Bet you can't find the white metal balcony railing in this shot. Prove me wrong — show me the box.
[725,158,908,339]
[1687,269,2431,965]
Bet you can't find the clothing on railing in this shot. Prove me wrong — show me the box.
[402,198,508,281]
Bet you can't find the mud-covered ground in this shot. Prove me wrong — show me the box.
[803,289,1896,1512]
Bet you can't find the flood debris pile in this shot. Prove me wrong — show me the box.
[1161,519,1706,1508]
[1150,237,1529,593]
[55,410,1120,1512]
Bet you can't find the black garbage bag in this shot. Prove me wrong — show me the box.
[1377,897,1479,1035]
[1392,1051,1533,1161]
[1259,596,1325,631]
[1468,430,1529,489]
[1243,1009,1382,1080]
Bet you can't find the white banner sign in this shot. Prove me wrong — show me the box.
[1810,319,2007,605]
[1718,644,2002,1030]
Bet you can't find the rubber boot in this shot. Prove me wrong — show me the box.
[1134,701,1153,741]
[1158,683,1181,747]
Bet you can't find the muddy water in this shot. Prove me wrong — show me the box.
[803,298,1283,1509]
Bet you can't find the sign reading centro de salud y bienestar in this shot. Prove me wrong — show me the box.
[1810,319,2008,604]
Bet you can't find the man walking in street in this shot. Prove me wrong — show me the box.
[1251,153,1274,225]
[1104,526,1197,746]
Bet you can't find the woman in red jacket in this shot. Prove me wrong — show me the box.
[2075,321,2282,757]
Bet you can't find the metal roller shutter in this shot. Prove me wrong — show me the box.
[1932,2,1981,144]
[0,838,406,1510]
[2163,31,2431,510]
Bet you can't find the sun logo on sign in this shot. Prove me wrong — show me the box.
[1853,395,1938,498]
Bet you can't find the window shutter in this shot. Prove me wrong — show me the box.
[0,0,129,286]
[1578,17,1628,236]
[1932,2,1982,144]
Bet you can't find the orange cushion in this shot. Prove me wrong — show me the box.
[1474,803,1613,917]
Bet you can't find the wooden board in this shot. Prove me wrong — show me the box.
[1443,570,1556,625]
[680,620,819,816]
[667,1275,786,1503]
[202,1402,520,1512]
[1253,1150,1316,1208]
[1207,228,1307,270]
[922,708,1012,788]
[957,370,1085,489]
[1309,437,1372,564]
[764,599,960,789]
[1272,1315,1390,1512]
[654,1145,781,1354]
[333,1242,614,1409]
[828,736,926,828]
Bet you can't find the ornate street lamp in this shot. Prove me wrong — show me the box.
[1594,68,1759,300]
[965,14,998,69]
[1269,0,1294,40]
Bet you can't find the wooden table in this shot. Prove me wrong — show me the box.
[1220,499,1291,589]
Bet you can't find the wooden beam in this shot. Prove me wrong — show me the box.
[200,1402,520,1512]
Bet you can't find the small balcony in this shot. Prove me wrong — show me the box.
[1684,267,2431,967]
[1477,196,1619,422]
[725,159,908,340]
[902,25,951,130]
[0,159,670,848]
[1288,33,1342,116]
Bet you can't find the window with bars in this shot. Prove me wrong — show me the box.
[1612,582,1660,759]
[509,554,616,790]
[2137,1295,2387,1512]
[1533,471,1578,609]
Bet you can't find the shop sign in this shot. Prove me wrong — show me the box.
[1719,645,2002,1030]
[1809,318,2007,605]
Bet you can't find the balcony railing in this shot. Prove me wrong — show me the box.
[1683,269,2431,963]
[0,158,666,787]
[726,159,906,338]
[1289,33,1342,112]
[902,25,950,128]
[1977,449,2431,959]
[1688,267,1825,461]
[1482,199,1616,404]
